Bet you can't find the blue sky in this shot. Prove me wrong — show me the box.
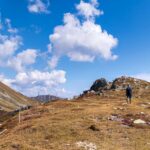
[0,0,150,98]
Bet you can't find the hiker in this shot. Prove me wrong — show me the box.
[126,84,132,104]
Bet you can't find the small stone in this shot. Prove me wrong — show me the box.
[140,112,145,115]
[133,119,146,124]
[88,125,100,131]
[122,119,133,126]
[76,141,97,150]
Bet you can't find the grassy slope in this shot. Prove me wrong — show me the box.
[0,90,150,150]
[0,82,33,111]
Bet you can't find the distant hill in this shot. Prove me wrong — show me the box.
[31,95,61,102]
[0,82,33,112]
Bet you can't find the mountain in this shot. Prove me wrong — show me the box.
[0,76,150,150]
[0,82,33,112]
[31,95,61,102]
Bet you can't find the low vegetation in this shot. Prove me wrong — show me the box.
[0,89,150,150]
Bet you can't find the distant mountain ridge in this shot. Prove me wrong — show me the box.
[31,95,61,102]
[0,82,33,112]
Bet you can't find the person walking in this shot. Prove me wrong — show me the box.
[126,84,132,104]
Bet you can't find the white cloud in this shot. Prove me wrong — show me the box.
[0,17,68,97]
[0,70,67,97]
[7,49,38,72]
[0,74,14,87]
[0,18,38,72]
[48,55,59,69]
[76,0,103,20]
[133,73,150,82]
[0,35,22,60]
[68,51,94,62]
[0,18,22,67]
[47,43,52,53]
[48,0,118,68]
[28,0,50,14]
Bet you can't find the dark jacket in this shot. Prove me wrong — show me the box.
[126,87,132,97]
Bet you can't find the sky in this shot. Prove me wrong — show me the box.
[0,0,150,98]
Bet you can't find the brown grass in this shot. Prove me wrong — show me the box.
[0,90,150,150]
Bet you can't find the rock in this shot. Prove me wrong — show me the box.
[90,90,96,94]
[122,119,133,126]
[90,78,108,92]
[76,141,97,150]
[108,114,123,122]
[140,112,145,115]
[111,76,150,92]
[147,122,150,126]
[133,119,146,124]
[88,125,100,131]
[95,91,103,96]
[113,107,124,110]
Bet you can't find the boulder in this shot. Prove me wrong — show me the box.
[90,78,108,92]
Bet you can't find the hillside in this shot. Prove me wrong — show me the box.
[0,82,33,112]
[0,77,150,150]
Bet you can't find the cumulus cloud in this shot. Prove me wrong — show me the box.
[48,0,118,68]
[0,18,37,72]
[0,70,66,96]
[0,18,22,67]
[28,0,50,14]
[76,0,103,20]
[0,17,67,97]
[7,49,38,72]
[133,73,150,82]
[0,35,22,62]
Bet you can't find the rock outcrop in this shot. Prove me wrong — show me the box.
[90,78,109,92]
[111,76,150,90]
[81,76,150,98]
